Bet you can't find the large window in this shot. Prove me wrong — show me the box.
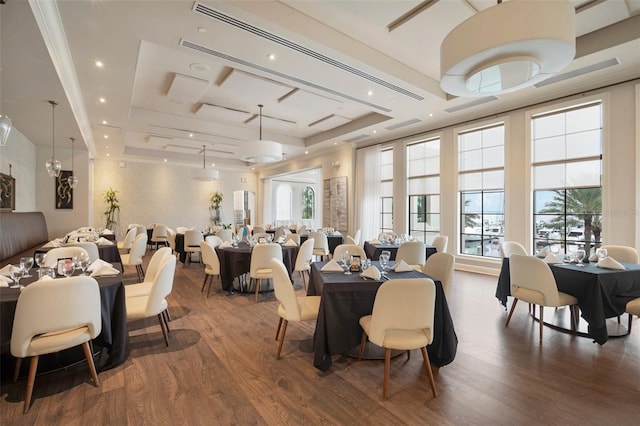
[275,184,292,222]
[458,124,505,257]
[407,138,440,243]
[301,186,315,219]
[532,102,602,256]
[380,147,394,233]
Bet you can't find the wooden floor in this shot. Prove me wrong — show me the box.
[1,252,639,425]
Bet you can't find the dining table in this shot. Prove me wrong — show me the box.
[0,264,128,379]
[308,260,458,371]
[495,257,640,344]
[215,242,300,292]
[364,241,438,261]
[299,233,344,255]
[35,241,122,265]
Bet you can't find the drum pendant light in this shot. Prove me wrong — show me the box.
[192,145,219,181]
[238,105,282,163]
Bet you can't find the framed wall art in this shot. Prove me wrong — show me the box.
[0,172,15,211]
[56,170,73,209]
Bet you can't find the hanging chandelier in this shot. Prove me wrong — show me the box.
[238,105,282,163]
[67,137,79,188]
[192,144,219,181]
[45,100,62,177]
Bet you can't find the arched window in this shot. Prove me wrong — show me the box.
[302,186,315,219]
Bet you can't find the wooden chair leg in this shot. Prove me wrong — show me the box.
[275,317,283,341]
[539,306,544,341]
[13,357,22,383]
[505,298,519,327]
[420,347,437,398]
[406,350,411,360]
[201,275,208,292]
[158,313,170,347]
[276,320,288,359]
[383,348,391,401]
[82,341,100,387]
[23,355,39,413]
[301,271,307,293]
[163,308,172,322]
[358,332,368,360]
[254,278,260,303]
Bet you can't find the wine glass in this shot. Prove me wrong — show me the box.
[34,252,47,272]
[379,253,390,275]
[9,264,25,289]
[575,249,586,266]
[341,250,351,274]
[75,252,91,275]
[60,259,75,277]
[596,248,607,261]
[21,256,34,278]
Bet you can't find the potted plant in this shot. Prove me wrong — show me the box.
[209,190,223,224]
[103,187,120,231]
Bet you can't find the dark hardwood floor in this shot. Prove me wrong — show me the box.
[2,252,639,425]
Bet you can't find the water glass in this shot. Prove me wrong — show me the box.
[596,248,607,260]
[379,253,390,274]
[34,252,47,270]
[59,259,76,277]
[38,267,56,280]
[576,249,586,266]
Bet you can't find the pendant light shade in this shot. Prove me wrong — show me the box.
[192,145,219,181]
[440,0,575,97]
[0,114,12,146]
[67,137,79,188]
[45,100,62,178]
[238,105,282,163]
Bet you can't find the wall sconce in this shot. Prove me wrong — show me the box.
[331,160,341,169]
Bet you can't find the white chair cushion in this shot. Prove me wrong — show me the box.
[125,281,153,298]
[26,326,92,356]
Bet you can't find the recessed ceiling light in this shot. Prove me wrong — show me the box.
[104,135,108,139]
[429,113,433,117]
[164,158,168,162]
[367,90,373,96]
[334,142,338,145]
[251,167,255,171]
[211,163,215,167]
[95,60,103,68]
[99,97,106,103]
[372,130,377,134]
[305,150,309,155]
[189,133,194,138]
[197,27,207,33]
[101,120,108,125]
[189,63,211,73]
[105,145,109,149]
[106,153,110,157]
[267,53,277,61]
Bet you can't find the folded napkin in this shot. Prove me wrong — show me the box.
[88,259,113,272]
[543,253,562,264]
[588,253,599,262]
[96,237,114,246]
[392,260,414,272]
[360,265,381,280]
[90,265,120,277]
[321,259,344,272]
[331,231,342,236]
[0,275,10,286]
[596,256,625,270]
[43,240,62,248]
[219,241,233,248]
[284,239,298,247]
[101,229,114,235]
[536,248,550,258]
[369,239,381,245]
[0,264,12,277]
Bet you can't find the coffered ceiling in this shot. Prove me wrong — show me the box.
[1,0,639,170]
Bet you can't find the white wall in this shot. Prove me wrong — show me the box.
[0,127,37,212]
[91,159,258,239]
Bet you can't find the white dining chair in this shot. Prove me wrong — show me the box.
[249,243,282,303]
[200,240,221,297]
[121,233,148,282]
[117,227,137,252]
[294,238,315,292]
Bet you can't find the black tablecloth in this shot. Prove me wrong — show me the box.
[0,266,128,377]
[308,261,458,371]
[496,257,640,344]
[35,243,122,265]
[300,234,344,255]
[215,243,299,292]
[364,241,437,261]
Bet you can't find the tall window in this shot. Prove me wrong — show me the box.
[458,123,505,257]
[407,138,440,243]
[380,147,394,233]
[301,186,315,219]
[532,101,602,256]
[275,184,292,222]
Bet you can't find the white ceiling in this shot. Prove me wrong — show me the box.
[1,0,639,170]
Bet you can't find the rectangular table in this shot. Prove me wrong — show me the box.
[0,266,128,378]
[496,257,640,344]
[308,261,457,371]
[364,241,437,261]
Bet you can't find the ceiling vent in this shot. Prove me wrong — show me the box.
[534,58,620,88]
[444,96,498,113]
[344,134,370,143]
[385,118,422,131]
